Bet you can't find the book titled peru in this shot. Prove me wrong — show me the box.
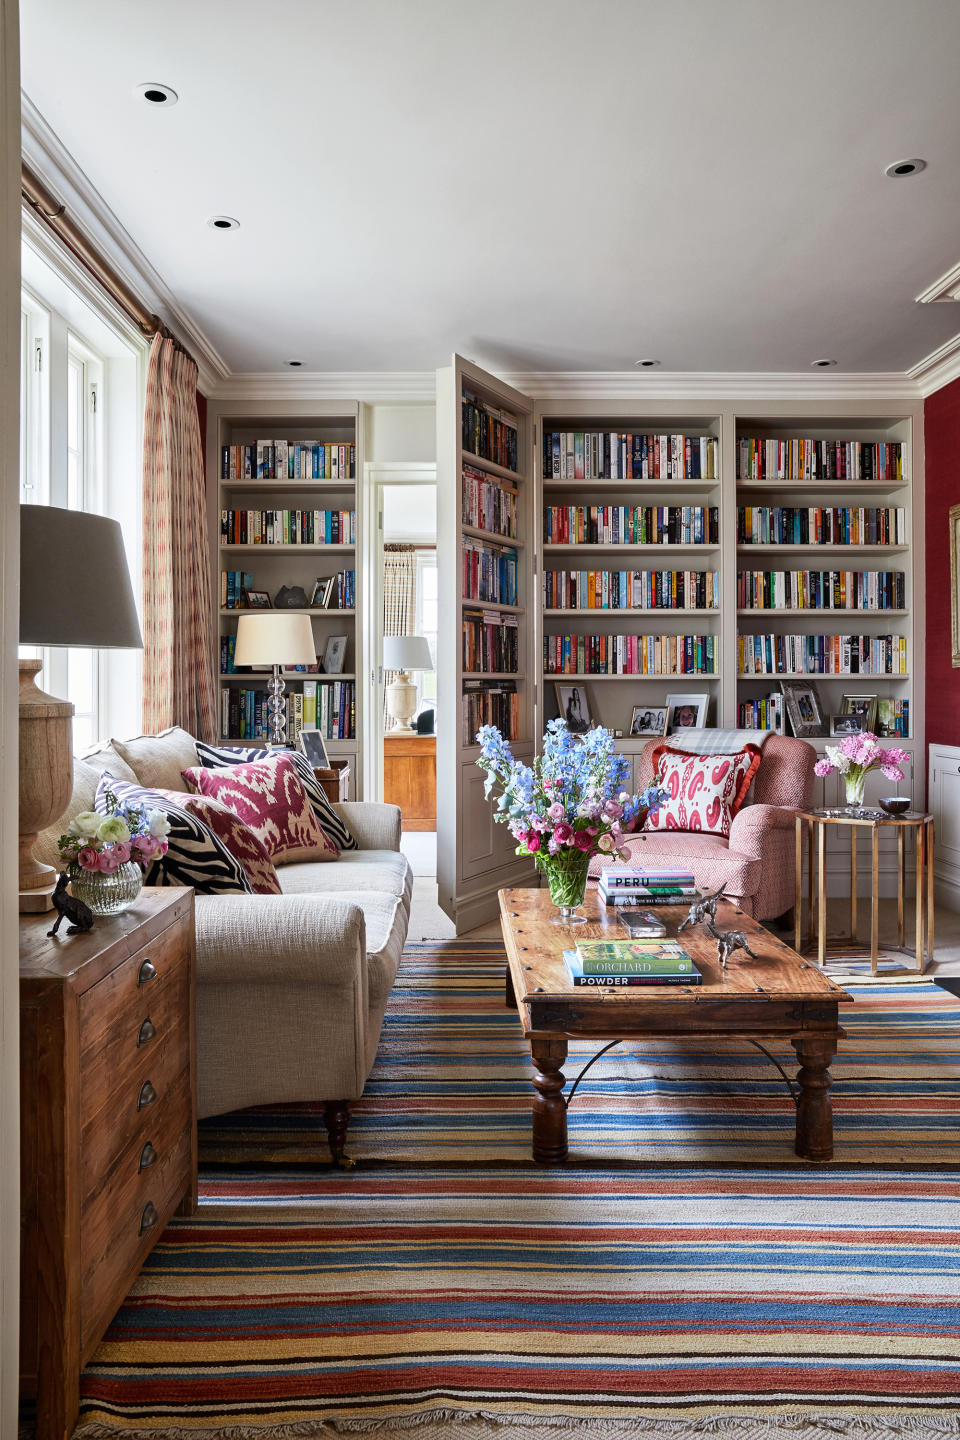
[564,941,702,986]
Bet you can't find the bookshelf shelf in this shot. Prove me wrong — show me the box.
[738,672,910,680]
[736,479,908,493]
[543,607,718,617]
[737,608,908,617]
[219,544,355,554]
[460,524,523,548]
[543,543,722,555]
[543,478,720,493]
[219,608,355,618]
[543,671,721,682]
[460,598,524,614]
[459,448,526,484]
[220,479,356,494]
[736,544,906,556]
[220,672,356,682]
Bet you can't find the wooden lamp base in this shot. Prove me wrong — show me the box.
[19,658,74,914]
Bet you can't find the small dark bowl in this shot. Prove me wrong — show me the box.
[878,795,910,815]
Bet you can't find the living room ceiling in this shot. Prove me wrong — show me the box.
[18,0,960,376]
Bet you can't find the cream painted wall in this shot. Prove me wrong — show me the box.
[0,0,20,1424]
[364,403,435,463]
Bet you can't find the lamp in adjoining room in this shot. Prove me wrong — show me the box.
[383,634,433,734]
[19,505,143,911]
[234,611,316,747]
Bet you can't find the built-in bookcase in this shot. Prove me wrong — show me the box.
[206,403,363,797]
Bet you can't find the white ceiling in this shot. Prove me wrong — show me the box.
[18,0,960,376]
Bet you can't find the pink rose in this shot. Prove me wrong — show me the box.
[526,832,541,853]
[573,830,593,852]
[77,845,99,872]
[548,802,566,822]
[98,848,120,874]
[133,834,159,860]
[553,822,573,844]
[112,842,131,864]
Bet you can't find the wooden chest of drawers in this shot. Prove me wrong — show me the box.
[19,887,197,1440]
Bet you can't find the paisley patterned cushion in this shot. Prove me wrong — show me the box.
[159,791,283,895]
[643,746,762,838]
[182,753,339,864]
[193,742,357,852]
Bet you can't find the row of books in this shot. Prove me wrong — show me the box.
[737,506,906,547]
[462,679,519,746]
[461,464,517,538]
[598,867,697,906]
[543,431,719,481]
[462,610,519,674]
[461,389,519,473]
[737,633,908,675]
[220,441,356,481]
[220,569,355,609]
[220,509,356,546]
[543,569,719,612]
[737,694,786,734]
[220,680,355,740]
[563,942,702,987]
[545,504,720,547]
[544,633,718,676]
[737,569,907,611]
[462,539,519,606]
[737,438,903,482]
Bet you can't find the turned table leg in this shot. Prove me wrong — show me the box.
[791,1034,837,1162]
[323,1099,355,1170]
[530,1034,568,1164]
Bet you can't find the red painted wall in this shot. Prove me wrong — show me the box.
[925,374,960,747]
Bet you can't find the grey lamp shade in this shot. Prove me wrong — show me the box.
[383,634,433,672]
[20,505,143,648]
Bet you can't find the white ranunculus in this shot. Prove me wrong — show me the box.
[68,810,102,840]
[147,808,172,838]
[98,815,131,844]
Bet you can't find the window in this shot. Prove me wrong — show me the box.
[415,550,437,707]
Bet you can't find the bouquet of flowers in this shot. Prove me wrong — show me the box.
[477,719,667,919]
[813,732,909,808]
[58,787,171,876]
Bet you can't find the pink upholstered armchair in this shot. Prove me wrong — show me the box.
[588,735,816,922]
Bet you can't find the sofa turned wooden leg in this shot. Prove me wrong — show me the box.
[323,1100,355,1169]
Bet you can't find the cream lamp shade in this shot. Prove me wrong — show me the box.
[19,505,144,909]
[234,611,316,747]
[383,634,433,734]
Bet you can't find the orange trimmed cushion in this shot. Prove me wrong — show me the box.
[644,745,762,838]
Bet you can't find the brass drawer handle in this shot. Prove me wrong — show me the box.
[138,1017,157,1047]
[138,959,156,986]
[139,1201,159,1234]
[139,1141,158,1171]
[138,1080,157,1109]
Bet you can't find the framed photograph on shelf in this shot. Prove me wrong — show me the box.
[780,680,826,738]
[243,589,272,609]
[298,728,330,770]
[665,693,709,733]
[840,693,878,732]
[310,576,336,609]
[630,705,668,737]
[554,683,592,734]
[876,698,895,737]
[321,635,348,675]
[830,713,867,737]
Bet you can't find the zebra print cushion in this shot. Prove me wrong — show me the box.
[95,773,253,894]
[193,742,358,852]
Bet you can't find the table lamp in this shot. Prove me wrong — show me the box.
[19,505,143,911]
[234,611,316,747]
[383,634,433,733]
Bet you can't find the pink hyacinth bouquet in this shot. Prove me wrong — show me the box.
[813,732,909,809]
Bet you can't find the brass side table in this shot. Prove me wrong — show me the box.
[795,809,934,974]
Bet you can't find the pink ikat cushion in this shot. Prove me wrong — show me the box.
[182,753,338,864]
[155,789,284,895]
[643,745,762,838]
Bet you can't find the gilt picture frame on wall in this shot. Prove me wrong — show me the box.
[951,502,960,668]
[780,680,826,738]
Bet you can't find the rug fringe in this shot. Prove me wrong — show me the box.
[70,1406,960,1440]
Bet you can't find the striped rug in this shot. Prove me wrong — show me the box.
[76,941,960,1438]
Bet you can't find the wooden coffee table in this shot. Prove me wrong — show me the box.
[499,887,853,1165]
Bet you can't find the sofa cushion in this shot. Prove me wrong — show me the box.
[34,748,140,873]
[644,746,762,838]
[591,829,762,899]
[183,754,339,864]
[194,741,358,852]
[277,850,413,906]
[160,790,282,895]
[111,726,199,792]
[96,773,253,894]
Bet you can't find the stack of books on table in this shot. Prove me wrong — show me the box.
[598,867,699,907]
[563,939,702,987]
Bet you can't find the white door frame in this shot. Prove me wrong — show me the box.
[359,461,436,801]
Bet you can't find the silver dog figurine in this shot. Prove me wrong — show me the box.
[705,918,759,969]
[678,883,727,934]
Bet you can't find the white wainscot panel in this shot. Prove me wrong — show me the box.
[930,744,960,911]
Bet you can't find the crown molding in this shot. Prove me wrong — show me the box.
[915,258,960,305]
[906,331,960,396]
[20,93,229,392]
[208,371,437,403]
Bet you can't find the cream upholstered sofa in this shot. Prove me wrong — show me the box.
[588,734,816,922]
[36,726,411,1165]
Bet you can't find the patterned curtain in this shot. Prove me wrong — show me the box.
[383,544,416,726]
[141,334,218,741]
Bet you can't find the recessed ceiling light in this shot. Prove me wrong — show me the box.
[884,158,926,178]
[634,358,660,368]
[287,360,302,368]
[136,82,178,106]
[811,358,837,368]
[207,215,240,231]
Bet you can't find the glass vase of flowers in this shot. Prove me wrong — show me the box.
[477,719,668,925]
[813,733,909,814]
[58,788,171,917]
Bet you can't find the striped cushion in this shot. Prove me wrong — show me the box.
[95,773,253,895]
[194,742,357,852]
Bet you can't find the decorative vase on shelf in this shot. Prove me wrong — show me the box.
[843,770,866,810]
[68,861,143,917]
[544,850,591,926]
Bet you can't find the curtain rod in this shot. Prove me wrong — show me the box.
[21,162,196,364]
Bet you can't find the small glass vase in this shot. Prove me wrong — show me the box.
[69,861,143,917]
[843,769,867,811]
[544,850,591,926]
